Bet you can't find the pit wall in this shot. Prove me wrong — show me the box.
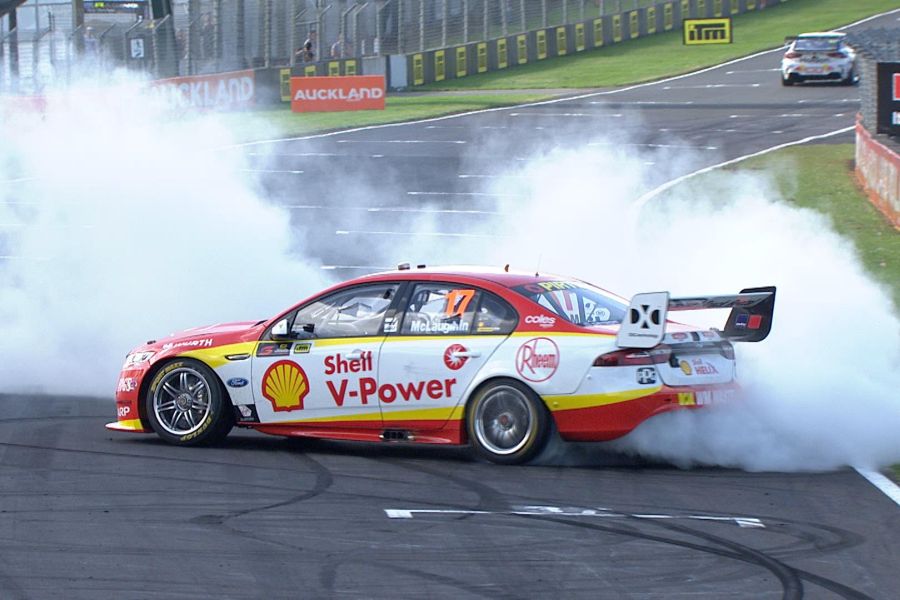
[856,118,900,229]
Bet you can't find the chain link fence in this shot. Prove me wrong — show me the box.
[1,0,752,94]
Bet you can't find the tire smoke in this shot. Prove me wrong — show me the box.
[0,78,324,395]
[471,146,900,471]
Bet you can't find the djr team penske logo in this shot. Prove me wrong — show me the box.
[515,338,560,382]
[262,360,309,412]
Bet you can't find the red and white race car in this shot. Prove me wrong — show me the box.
[109,266,775,464]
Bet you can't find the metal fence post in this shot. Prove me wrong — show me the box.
[501,0,508,37]
[441,0,447,47]
[262,0,271,68]
[418,0,424,52]
[463,0,468,44]
[541,0,547,28]
[482,0,488,41]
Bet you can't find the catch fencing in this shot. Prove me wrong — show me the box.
[850,28,900,229]
[1,0,765,94]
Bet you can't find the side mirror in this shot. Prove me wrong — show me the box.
[271,318,291,339]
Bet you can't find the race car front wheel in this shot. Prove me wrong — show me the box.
[145,359,234,446]
[467,380,549,465]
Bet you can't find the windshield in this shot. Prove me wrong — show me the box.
[513,280,627,327]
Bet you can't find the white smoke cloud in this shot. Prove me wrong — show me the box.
[0,76,325,395]
[2,73,897,472]
[468,144,900,471]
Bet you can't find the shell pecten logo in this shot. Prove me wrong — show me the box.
[262,360,309,412]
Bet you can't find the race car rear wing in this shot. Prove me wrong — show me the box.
[616,286,776,349]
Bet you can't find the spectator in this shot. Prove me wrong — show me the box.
[330,35,344,58]
[296,31,316,62]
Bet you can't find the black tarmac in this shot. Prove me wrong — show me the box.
[3,9,899,600]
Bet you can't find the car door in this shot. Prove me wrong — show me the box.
[376,282,517,431]
[252,282,401,428]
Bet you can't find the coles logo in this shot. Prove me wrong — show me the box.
[443,344,468,370]
[262,360,309,412]
[524,315,556,328]
[515,337,560,382]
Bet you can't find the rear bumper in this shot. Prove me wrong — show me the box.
[782,62,850,79]
[546,384,737,442]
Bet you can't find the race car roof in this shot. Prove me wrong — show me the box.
[797,31,846,38]
[356,265,574,288]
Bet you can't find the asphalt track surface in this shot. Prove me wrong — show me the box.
[4,9,900,600]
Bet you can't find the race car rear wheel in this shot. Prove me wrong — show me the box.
[145,359,233,446]
[466,380,549,465]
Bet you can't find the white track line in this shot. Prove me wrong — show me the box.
[854,469,900,507]
[633,125,854,209]
[230,7,900,150]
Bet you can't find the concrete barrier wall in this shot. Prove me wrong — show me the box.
[403,0,787,88]
[856,118,900,229]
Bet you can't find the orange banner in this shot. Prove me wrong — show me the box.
[291,75,385,113]
[153,70,256,110]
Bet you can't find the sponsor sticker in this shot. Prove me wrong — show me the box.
[257,342,293,357]
[162,338,213,351]
[747,314,763,330]
[262,360,309,412]
[524,315,556,328]
[117,405,131,418]
[443,344,468,371]
[672,332,689,341]
[734,313,749,329]
[116,377,138,393]
[294,342,312,354]
[515,337,560,382]
[679,360,693,376]
[226,377,249,388]
[636,367,658,385]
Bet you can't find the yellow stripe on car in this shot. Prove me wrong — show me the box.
[543,387,661,411]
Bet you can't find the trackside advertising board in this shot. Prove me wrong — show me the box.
[290,76,386,112]
[153,70,256,110]
[876,62,900,136]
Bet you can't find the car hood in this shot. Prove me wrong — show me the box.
[141,321,264,353]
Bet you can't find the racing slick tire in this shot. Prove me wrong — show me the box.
[466,379,550,465]
[145,359,234,446]
[841,68,856,86]
[781,74,795,86]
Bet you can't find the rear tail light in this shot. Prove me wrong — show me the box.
[720,342,735,360]
[827,52,847,59]
[594,346,671,367]
[784,51,801,59]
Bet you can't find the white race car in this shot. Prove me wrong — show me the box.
[781,32,857,86]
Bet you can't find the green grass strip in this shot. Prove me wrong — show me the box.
[734,144,900,310]
[227,93,550,142]
[419,0,898,90]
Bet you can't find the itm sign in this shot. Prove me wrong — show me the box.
[876,62,900,136]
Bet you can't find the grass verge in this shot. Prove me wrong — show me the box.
[224,93,550,142]
[419,0,898,90]
[727,144,900,310]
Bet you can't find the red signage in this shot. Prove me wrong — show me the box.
[153,70,256,110]
[894,73,900,101]
[291,75,386,113]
